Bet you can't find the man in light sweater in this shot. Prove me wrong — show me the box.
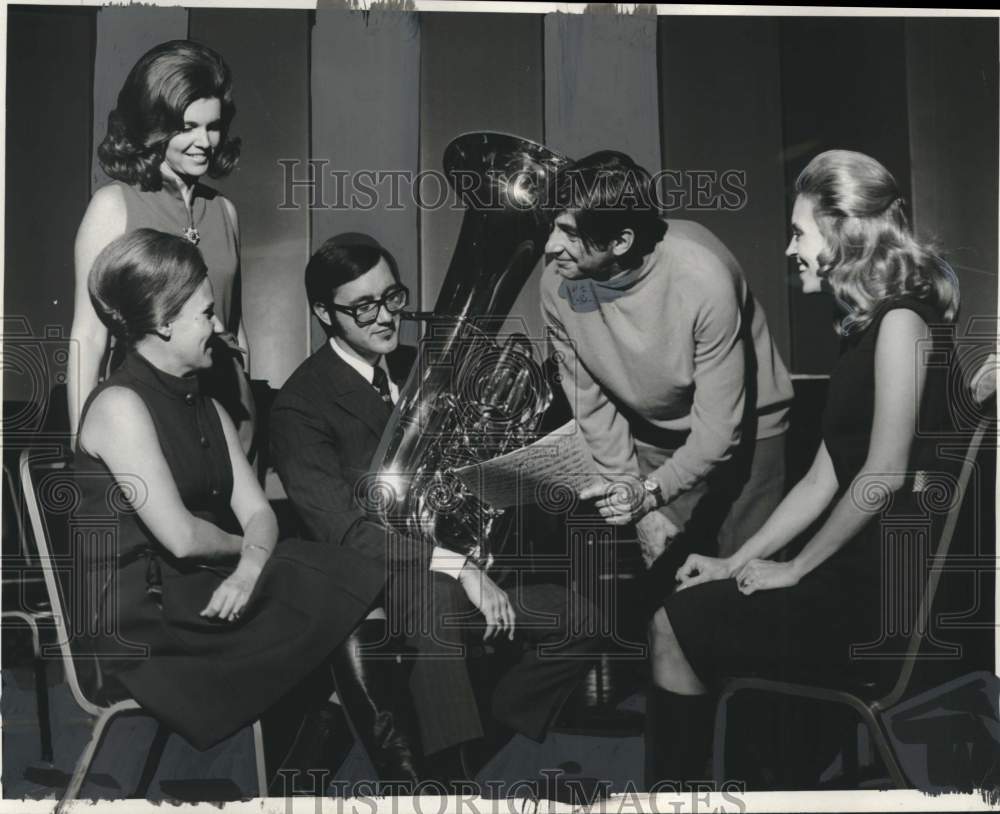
[540,151,794,569]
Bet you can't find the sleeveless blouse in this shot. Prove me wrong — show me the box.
[113,180,240,331]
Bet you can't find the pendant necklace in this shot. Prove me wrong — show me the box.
[181,187,200,245]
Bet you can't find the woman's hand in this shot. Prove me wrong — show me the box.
[734,558,803,595]
[675,554,733,591]
[579,476,656,525]
[200,562,262,622]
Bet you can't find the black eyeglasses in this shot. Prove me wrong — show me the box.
[330,285,409,326]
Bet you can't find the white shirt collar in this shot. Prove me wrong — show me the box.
[329,337,398,403]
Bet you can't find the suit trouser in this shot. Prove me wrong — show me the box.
[385,569,605,756]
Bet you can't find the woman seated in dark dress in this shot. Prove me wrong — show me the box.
[74,228,391,776]
[645,150,960,788]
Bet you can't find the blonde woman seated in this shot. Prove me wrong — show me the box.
[645,150,960,788]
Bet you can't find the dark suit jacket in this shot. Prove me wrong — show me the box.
[269,342,429,566]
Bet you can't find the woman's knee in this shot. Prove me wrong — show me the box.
[649,608,706,692]
[649,608,677,647]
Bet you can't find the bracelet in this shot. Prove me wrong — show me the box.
[242,543,270,557]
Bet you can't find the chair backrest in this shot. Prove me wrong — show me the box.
[3,463,29,561]
[19,448,106,717]
[875,408,995,710]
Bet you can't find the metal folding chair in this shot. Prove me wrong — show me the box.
[711,412,994,788]
[2,459,55,762]
[19,449,268,810]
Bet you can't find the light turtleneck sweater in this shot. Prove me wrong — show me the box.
[541,218,794,504]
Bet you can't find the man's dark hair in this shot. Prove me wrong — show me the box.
[554,151,667,265]
[304,233,401,337]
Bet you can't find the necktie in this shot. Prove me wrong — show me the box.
[372,365,392,405]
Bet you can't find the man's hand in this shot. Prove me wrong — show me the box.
[675,554,733,591]
[734,558,803,595]
[457,561,516,640]
[579,476,657,525]
[635,510,679,568]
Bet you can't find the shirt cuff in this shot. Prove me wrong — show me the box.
[429,546,468,579]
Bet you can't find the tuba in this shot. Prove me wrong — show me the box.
[368,132,569,567]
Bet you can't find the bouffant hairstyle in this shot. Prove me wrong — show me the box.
[88,229,207,346]
[553,150,668,267]
[796,150,959,334]
[97,40,241,191]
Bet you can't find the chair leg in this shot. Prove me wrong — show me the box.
[3,610,54,762]
[857,708,909,788]
[57,704,132,813]
[840,723,860,785]
[133,723,171,797]
[26,613,54,763]
[711,688,734,784]
[252,721,268,798]
[33,643,53,763]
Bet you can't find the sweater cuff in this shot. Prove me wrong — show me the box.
[429,546,468,579]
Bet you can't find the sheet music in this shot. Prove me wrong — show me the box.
[453,420,599,507]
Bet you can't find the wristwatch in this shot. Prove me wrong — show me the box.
[642,476,663,507]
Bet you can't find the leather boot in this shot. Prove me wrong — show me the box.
[264,666,351,796]
[330,618,421,788]
[644,686,714,791]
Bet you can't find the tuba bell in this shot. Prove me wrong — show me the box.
[368,132,569,567]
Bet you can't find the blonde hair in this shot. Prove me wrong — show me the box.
[795,150,959,334]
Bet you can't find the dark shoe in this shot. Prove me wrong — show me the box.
[331,618,421,787]
[458,728,514,780]
[268,701,352,796]
[554,702,645,736]
[421,743,477,794]
[644,686,714,791]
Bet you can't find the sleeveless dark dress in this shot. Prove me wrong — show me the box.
[663,297,954,687]
[74,351,385,750]
[101,181,249,424]
[113,181,239,330]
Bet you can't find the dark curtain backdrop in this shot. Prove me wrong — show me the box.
[779,18,913,374]
[5,7,94,417]
[5,7,997,405]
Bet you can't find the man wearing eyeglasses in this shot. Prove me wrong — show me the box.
[270,233,602,791]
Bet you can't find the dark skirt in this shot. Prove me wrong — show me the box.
[95,539,385,750]
[662,543,886,690]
